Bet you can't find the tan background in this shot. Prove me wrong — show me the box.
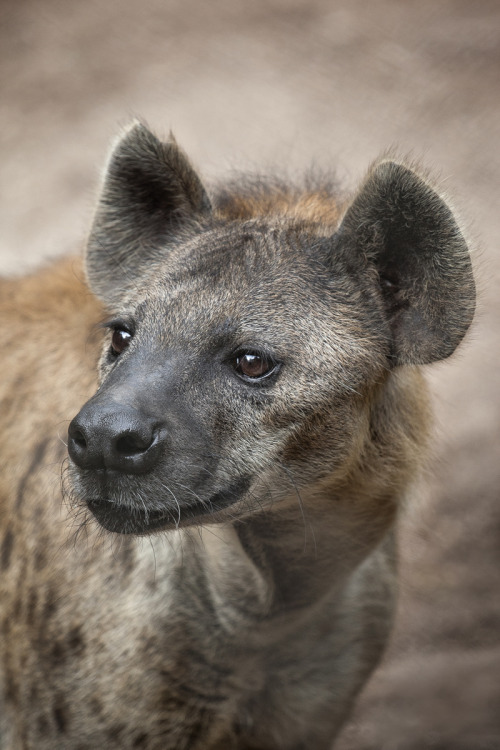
[1,1,499,747]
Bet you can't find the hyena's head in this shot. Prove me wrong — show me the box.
[67,123,475,535]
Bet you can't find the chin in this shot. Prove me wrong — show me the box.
[68,467,253,535]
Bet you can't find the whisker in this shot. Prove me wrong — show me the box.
[276,461,317,556]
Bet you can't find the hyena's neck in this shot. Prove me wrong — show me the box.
[194,494,394,620]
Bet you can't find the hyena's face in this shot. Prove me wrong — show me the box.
[67,124,475,535]
[68,223,389,534]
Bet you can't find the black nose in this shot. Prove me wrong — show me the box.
[68,400,164,474]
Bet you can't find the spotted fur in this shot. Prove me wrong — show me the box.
[0,123,474,749]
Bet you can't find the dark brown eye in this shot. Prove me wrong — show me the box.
[111,328,132,355]
[235,353,275,380]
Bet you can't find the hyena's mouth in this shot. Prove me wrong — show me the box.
[85,475,252,535]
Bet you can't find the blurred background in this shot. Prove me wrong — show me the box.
[1,0,499,747]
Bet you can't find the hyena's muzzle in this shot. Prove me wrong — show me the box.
[67,354,252,535]
[68,390,166,476]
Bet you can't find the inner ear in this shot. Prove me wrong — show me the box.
[86,122,212,306]
[338,160,475,366]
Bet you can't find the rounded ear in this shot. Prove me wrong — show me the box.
[338,160,476,365]
[86,121,211,306]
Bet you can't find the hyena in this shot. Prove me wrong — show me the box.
[0,123,475,750]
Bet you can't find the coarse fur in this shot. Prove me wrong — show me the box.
[0,122,475,749]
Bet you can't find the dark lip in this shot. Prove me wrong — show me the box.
[86,499,173,534]
[85,475,251,535]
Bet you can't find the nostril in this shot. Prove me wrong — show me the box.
[72,429,87,449]
[115,431,154,457]
[67,418,94,468]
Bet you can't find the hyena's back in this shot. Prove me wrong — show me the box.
[0,260,100,744]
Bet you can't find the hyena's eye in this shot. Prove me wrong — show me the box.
[110,327,132,356]
[234,353,279,381]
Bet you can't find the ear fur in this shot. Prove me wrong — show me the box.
[338,160,476,365]
[86,121,211,305]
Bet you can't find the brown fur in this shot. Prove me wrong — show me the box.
[0,123,474,749]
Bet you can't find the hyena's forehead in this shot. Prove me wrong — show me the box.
[160,224,316,291]
[129,276,310,355]
[124,232,343,339]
